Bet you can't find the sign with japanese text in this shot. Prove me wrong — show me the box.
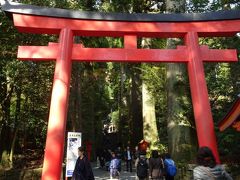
[66,132,82,177]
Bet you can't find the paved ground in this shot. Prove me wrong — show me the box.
[92,162,137,180]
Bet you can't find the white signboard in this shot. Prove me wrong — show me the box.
[66,132,82,177]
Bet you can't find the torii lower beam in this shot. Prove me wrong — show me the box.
[18,44,236,62]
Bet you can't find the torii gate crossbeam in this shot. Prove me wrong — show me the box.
[1,1,240,180]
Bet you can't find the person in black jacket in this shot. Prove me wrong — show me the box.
[124,146,133,172]
[72,147,95,180]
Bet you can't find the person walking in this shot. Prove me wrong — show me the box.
[109,152,120,179]
[135,151,148,180]
[124,146,133,172]
[193,146,233,180]
[134,145,140,160]
[164,153,177,180]
[96,148,105,169]
[149,150,164,180]
[72,146,95,180]
[115,146,123,172]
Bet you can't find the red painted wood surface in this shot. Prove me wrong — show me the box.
[18,44,237,62]
[185,32,220,163]
[12,13,240,37]
[41,28,73,180]
[219,96,240,131]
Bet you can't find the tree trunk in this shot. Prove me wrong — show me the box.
[142,82,160,150]
[82,63,96,160]
[9,86,21,167]
[69,63,83,132]
[166,0,197,161]
[130,64,143,146]
[9,128,18,167]
[0,78,14,167]
[141,38,160,150]
[118,63,125,145]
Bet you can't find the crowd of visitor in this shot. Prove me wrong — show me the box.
[71,145,233,180]
[96,145,177,180]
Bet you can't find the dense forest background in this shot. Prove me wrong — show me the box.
[0,0,240,175]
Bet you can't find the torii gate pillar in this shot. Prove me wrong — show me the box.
[42,28,73,179]
[186,32,219,162]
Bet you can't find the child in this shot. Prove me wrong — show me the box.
[109,152,120,179]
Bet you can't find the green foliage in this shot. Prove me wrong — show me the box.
[1,2,55,165]
[111,110,119,124]
[187,0,240,12]
[187,0,210,12]
[209,0,240,11]
[200,36,240,157]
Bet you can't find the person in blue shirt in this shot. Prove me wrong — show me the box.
[164,153,177,180]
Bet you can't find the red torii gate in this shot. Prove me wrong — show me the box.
[1,1,240,180]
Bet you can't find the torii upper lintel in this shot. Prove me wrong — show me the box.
[2,0,240,37]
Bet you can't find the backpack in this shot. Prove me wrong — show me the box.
[164,159,177,176]
[137,158,148,178]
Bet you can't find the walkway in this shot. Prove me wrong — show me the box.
[92,162,137,180]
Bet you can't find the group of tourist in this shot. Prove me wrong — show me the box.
[134,150,176,180]
[102,146,177,179]
[71,145,233,180]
